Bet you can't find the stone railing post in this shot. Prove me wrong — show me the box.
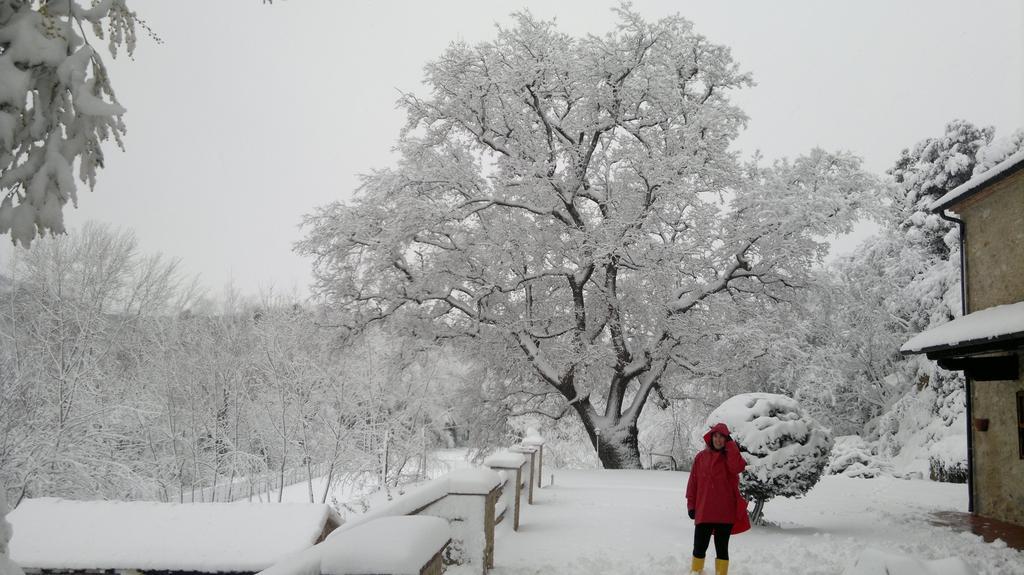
[417,469,501,574]
[510,445,537,505]
[521,432,546,489]
[483,451,527,531]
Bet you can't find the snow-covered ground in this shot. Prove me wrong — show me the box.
[489,470,1024,575]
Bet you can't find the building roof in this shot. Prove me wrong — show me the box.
[8,498,341,573]
[901,301,1024,355]
[931,149,1024,212]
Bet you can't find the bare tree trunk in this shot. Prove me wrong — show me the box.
[750,498,766,525]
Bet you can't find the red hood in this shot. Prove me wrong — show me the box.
[703,422,732,446]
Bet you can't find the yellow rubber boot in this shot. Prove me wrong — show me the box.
[715,558,729,575]
[691,556,705,573]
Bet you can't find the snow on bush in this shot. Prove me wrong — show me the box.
[826,436,891,479]
[866,363,967,482]
[707,393,833,520]
[0,494,23,575]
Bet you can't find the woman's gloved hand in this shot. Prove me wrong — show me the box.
[688,508,695,520]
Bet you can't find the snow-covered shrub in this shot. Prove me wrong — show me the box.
[866,362,967,482]
[826,436,891,478]
[707,393,833,523]
[0,493,24,575]
[928,453,967,484]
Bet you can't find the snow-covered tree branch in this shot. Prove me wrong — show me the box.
[298,8,877,468]
[0,0,148,247]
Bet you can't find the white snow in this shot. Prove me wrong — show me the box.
[7,498,340,572]
[484,450,528,469]
[331,479,449,535]
[320,516,449,575]
[329,467,499,535]
[842,548,977,575]
[931,148,1024,210]
[447,468,502,494]
[522,428,546,446]
[901,301,1024,353]
[486,469,1024,575]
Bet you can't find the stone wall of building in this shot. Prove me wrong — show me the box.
[970,353,1024,525]
[960,169,1024,312]
[957,168,1024,526]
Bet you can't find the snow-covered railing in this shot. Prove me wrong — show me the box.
[263,516,450,575]
[259,433,546,575]
[260,468,502,575]
[483,451,527,531]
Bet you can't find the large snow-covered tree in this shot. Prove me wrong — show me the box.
[299,9,875,468]
[0,0,146,247]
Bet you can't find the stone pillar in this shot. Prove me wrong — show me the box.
[522,431,546,489]
[483,451,527,531]
[419,468,502,575]
[511,445,538,504]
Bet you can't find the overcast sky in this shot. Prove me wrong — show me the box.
[3,0,1023,298]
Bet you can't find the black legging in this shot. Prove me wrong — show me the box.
[692,522,732,560]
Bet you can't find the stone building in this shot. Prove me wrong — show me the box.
[902,149,1024,526]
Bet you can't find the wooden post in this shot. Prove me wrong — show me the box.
[512,466,522,530]
[484,485,498,572]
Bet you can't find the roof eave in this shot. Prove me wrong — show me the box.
[902,331,1024,358]
[931,157,1024,213]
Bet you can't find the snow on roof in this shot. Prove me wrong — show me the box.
[320,516,449,575]
[931,148,1024,211]
[901,301,1024,354]
[8,498,340,573]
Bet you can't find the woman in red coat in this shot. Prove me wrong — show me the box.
[685,422,749,575]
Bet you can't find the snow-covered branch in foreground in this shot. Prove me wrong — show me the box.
[0,1,146,247]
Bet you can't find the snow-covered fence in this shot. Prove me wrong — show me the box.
[260,468,502,575]
[483,451,527,531]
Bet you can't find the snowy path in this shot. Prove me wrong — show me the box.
[489,470,1024,575]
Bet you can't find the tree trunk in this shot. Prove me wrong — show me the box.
[596,424,643,469]
[750,498,766,525]
[571,402,643,469]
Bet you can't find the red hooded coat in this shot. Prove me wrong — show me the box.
[685,422,751,535]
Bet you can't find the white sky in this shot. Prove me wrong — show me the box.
[3,0,1023,298]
